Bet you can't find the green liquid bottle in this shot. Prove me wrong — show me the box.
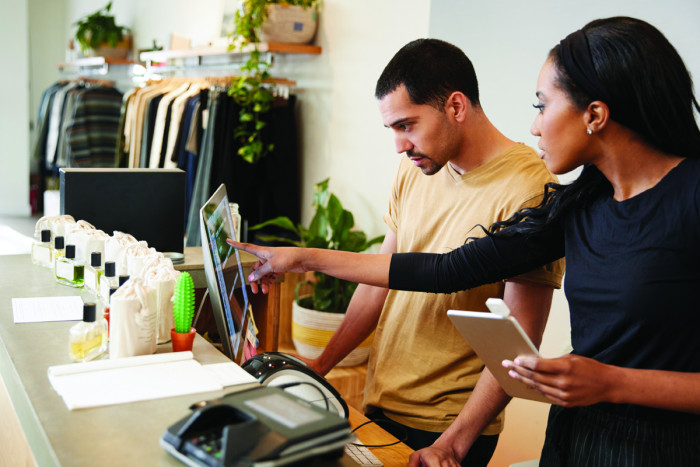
[55,244,85,288]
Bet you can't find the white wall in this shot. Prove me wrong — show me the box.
[429,0,700,181]
[23,0,428,232]
[65,0,225,52]
[428,2,700,465]
[272,0,431,235]
[28,0,67,175]
[0,0,31,216]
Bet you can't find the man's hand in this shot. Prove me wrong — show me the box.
[408,445,461,467]
[227,240,304,293]
[294,354,325,375]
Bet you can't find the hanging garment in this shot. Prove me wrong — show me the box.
[45,82,80,168]
[148,82,191,168]
[163,83,204,169]
[33,80,123,172]
[175,94,203,227]
[115,87,138,167]
[65,85,123,168]
[185,88,220,246]
[211,94,300,242]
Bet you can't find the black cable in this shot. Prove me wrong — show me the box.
[350,418,408,448]
[277,381,330,412]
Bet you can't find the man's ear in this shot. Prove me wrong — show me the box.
[445,92,469,122]
[585,100,610,133]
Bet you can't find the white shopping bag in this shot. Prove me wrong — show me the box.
[65,220,96,263]
[105,231,138,276]
[34,214,76,240]
[110,278,157,359]
[126,241,156,279]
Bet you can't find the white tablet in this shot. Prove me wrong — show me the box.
[447,301,550,403]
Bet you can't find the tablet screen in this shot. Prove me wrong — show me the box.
[447,309,549,403]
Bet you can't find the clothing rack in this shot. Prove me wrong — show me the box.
[116,73,301,247]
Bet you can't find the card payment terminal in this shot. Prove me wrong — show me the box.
[160,386,354,466]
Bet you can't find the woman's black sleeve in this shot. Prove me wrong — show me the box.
[388,223,565,294]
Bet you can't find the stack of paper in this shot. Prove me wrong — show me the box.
[48,351,259,410]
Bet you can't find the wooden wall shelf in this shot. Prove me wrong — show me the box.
[139,42,322,64]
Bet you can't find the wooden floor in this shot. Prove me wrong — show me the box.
[0,377,36,467]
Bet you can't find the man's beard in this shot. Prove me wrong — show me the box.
[407,150,444,175]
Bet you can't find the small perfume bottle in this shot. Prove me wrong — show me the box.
[52,236,66,264]
[99,261,118,304]
[69,302,108,362]
[55,244,84,288]
[84,252,104,295]
[103,287,118,338]
[31,229,53,268]
[119,275,130,287]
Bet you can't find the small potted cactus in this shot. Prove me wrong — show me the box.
[171,272,196,352]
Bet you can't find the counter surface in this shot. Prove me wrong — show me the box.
[0,254,411,466]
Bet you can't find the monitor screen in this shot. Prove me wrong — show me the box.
[60,168,185,253]
[199,184,250,364]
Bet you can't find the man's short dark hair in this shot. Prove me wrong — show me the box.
[375,38,480,109]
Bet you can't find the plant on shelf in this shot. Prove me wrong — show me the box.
[251,178,384,314]
[73,1,129,56]
[228,0,320,163]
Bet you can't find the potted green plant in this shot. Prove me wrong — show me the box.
[250,178,383,366]
[228,0,320,164]
[171,271,196,352]
[74,1,131,59]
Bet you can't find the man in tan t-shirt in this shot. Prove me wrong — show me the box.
[304,39,564,466]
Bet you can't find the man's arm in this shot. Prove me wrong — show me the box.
[408,280,554,466]
[304,230,397,376]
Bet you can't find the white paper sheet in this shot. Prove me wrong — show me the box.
[203,362,259,387]
[48,351,226,410]
[12,296,83,323]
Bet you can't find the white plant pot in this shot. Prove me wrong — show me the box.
[292,298,372,367]
[259,4,318,44]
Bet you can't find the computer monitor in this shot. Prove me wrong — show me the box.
[60,168,185,253]
[199,184,250,364]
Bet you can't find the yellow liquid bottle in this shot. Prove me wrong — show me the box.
[69,302,108,362]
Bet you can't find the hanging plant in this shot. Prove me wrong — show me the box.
[228,0,320,164]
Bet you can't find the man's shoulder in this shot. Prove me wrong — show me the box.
[498,143,557,183]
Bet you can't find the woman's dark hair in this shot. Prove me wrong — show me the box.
[490,16,700,237]
[375,38,480,109]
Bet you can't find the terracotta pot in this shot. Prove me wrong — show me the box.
[90,34,132,60]
[259,5,318,44]
[291,298,373,367]
[171,327,196,352]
